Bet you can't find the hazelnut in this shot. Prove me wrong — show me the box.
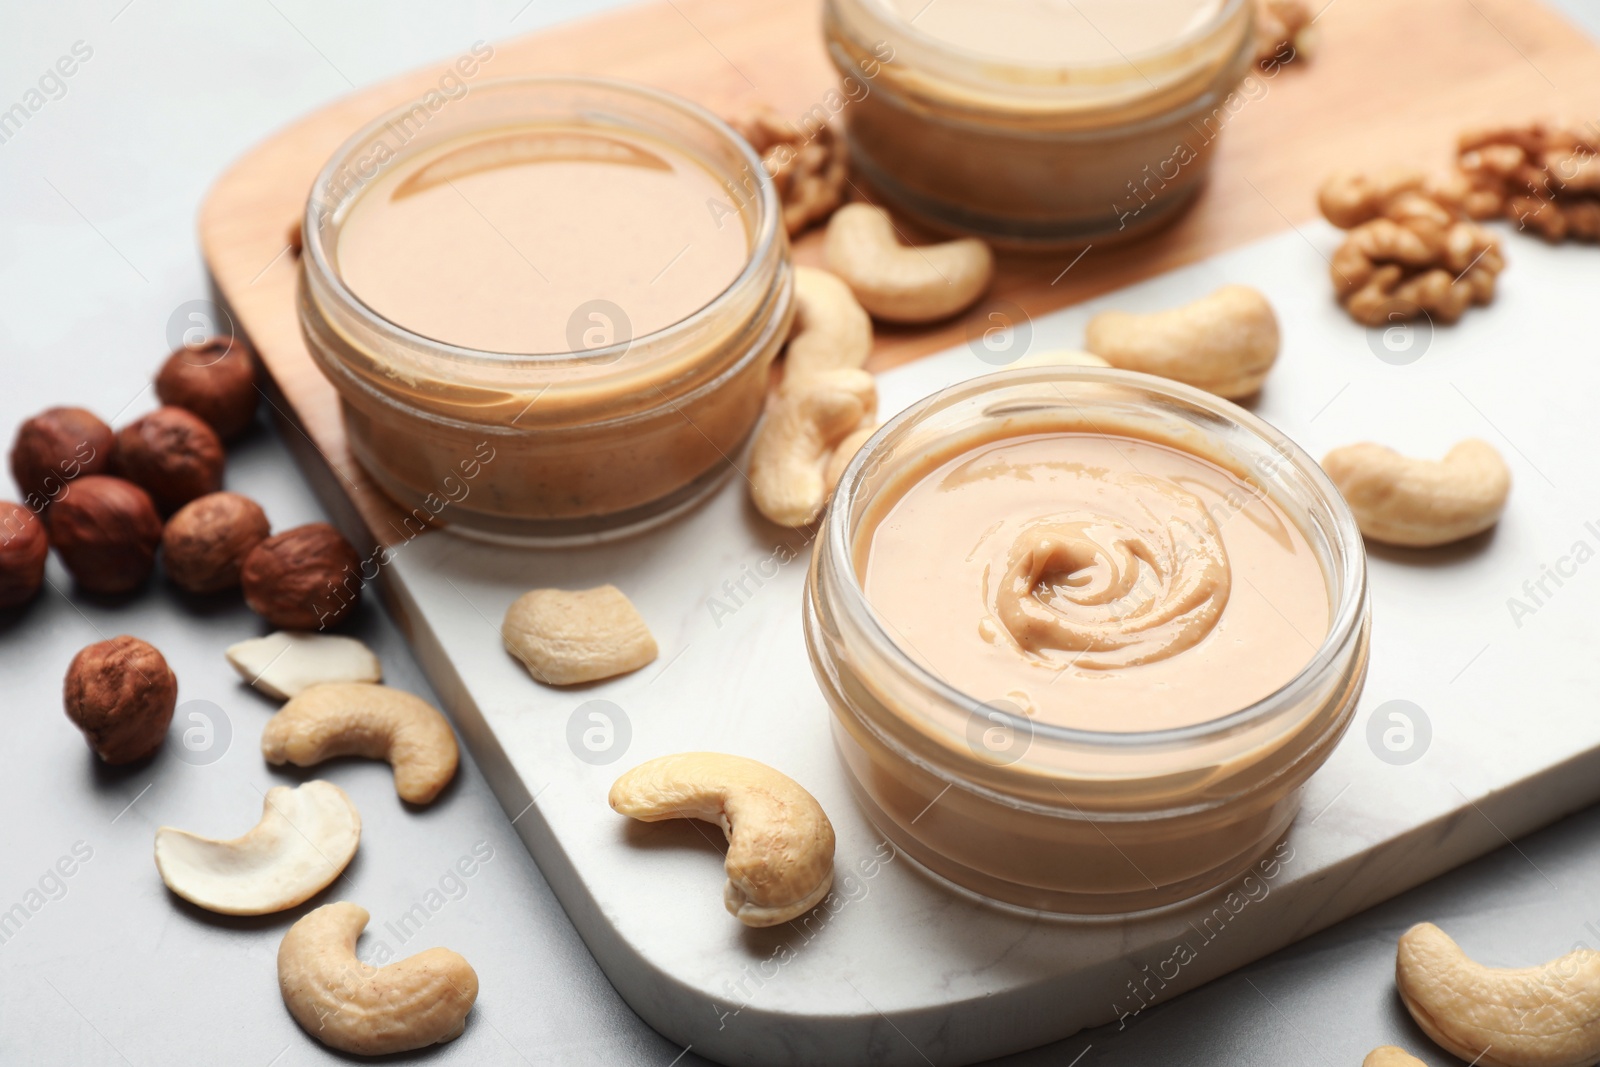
[241,523,364,630]
[161,491,271,594]
[154,338,259,441]
[114,406,225,514]
[63,635,177,764]
[48,475,164,595]
[9,406,115,509]
[0,501,49,609]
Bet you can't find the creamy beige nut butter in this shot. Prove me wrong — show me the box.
[806,369,1370,913]
[335,128,749,355]
[861,431,1328,734]
[299,77,794,543]
[824,0,1257,246]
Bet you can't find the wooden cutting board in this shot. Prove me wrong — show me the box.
[199,0,1600,548]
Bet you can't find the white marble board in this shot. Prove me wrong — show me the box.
[337,220,1600,1066]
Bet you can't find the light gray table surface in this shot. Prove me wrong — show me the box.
[5,3,1600,1064]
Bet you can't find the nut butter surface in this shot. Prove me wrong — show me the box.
[859,430,1329,732]
[336,126,749,355]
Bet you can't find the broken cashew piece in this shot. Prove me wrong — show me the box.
[823,203,994,323]
[1084,284,1280,398]
[750,368,877,526]
[609,753,835,928]
[226,631,382,701]
[1363,1048,1428,1067]
[154,781,359,916]
[502,584,658,686]
[278,901,478,1056]
[1396,921,1600,1067]
[1322,439,1510,547]
[261,683,459,805]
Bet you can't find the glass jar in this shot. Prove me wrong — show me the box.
[805,368,1370,915]
[824,0,1257,247]
[298,77,793,545]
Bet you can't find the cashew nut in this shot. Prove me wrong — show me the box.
[823,203,995,323]
[749,368,877,526]
[1396,921,1600,1067]
[226,632,382,701]
[1322,439,1511,547]
[822,423,879,498]
[278,901,478,1056]
[785,266,874,386]
[1364,1048,1428,1067]
[749,267,878,526]
[609,753,835,927]
[261,683,459,805]
[502,584,658,686]
[154,781,359,915]
[1084,284,1281,398]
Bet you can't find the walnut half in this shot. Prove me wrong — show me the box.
[728,105,849,237]
[1318,169,1506,326]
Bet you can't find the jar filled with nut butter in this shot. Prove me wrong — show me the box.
[824,0,1257,247]
[298,77,794,546]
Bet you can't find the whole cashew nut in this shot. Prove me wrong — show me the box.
[1396,922,1600,1067]
[749,368,877,527]
[278,901,478,1056]
[1084,284,1280,398]
[1364,1048,1428,1067]
[785,266,874,387]
[823,203,995,323]
[261,683,459,805]
[154,781,359,915]
[1322,439,1511,547]
[609,752,835,927]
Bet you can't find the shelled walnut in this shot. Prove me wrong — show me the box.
[1458,120,1600,242]
[1318,169,1505,326]
[729,105,848,236]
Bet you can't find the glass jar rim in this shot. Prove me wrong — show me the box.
[301,74,783,366]
[822,366,1368,753]
[840,0,1249,77]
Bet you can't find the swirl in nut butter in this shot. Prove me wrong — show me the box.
[859,431,1327,732]
[993,472,1230,670]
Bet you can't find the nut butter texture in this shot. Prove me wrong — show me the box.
[336,127,748,354]
[859,431,1328,732]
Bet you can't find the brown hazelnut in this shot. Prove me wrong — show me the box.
[0,501,49,609]
[161,491,270,593]
[241,522,364,630]
[9,406,115,509]
[48,475,164,595]
[154,338,259,441]
[63,635,177,764]
[114,406,225,514]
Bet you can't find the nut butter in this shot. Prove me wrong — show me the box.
[824,0,1256,246]
[299,77,793,543]
[806,368,1370,913]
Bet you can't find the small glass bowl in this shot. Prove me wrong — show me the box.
[805,368,1370,915]
[824,0,1258,247]
[298,76,794,545]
